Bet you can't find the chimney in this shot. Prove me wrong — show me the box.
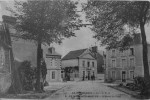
[48,47,55,54]
[133,33,141,44]
[91,46,97,53]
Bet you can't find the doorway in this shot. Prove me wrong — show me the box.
[122,71,126,82]
[88,71,90,80]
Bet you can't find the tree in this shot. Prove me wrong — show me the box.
[9,0,81,92]
[84,1,150,80]
[19,61,35,91]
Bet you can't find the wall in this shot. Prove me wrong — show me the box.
[62,59,78,67]
[97,74,104,80]
[0,73,11,93]
[105,44,144,80]
[11,38,37,67]
[79,53,97,80]
[45,54,62,82]
[45,57,61,69]
[46,69,61,82]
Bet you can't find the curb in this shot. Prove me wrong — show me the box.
[48,85,68,97]
[0,85,68,100]
[107,85,149,99]
[108,86,138,96]
[109,86,150,99]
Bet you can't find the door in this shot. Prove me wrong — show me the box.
[122,71,126,82]
[88,71,90,80]
[112,71,115,80]
[83,71,85,81]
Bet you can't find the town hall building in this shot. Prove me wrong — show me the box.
[61,47,98,81]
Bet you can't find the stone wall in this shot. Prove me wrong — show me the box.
[0,73,11,93]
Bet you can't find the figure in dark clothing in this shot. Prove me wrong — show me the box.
[93,75,95,80]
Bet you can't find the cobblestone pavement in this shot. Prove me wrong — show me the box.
[44,81,143,100]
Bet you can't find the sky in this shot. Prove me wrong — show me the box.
[0,0,150,57]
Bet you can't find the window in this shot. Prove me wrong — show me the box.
[120,50,123,56]
[112,49,116,57]
[130,58,134,67]
[52,71,55,79]
[122,59,126,67]
[82,61,85,67]
[130,71,134,79]
[112,71,115,79]
[75,72,79,78]
[55,59,57,66]
[61,71,63,78]
[87,62,90,67]
[112,59,116,67]
[50,60,52,66]
[92,62,94,67]
[130,48,134,55]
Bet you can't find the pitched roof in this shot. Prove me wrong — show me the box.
[62,49,87,60]
[46,47,61,58]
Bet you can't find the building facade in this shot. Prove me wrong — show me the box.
[62,48,98,81]
[45,47,62,82]
[105,34,150,82]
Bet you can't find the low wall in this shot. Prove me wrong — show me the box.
[97,74,104,80]
[0,73,11,93]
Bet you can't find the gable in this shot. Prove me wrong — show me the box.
[80,53,95,59]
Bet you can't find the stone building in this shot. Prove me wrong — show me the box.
[0,21,12,93]
[61,47,98,81]
[105,34,150,82]
[45,47,62,82]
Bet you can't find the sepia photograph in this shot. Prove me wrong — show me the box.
[0,0,150,100]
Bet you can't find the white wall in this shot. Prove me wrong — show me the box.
[45,57,61,69]
[12,38,37,67]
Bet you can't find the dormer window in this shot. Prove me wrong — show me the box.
[130,48,134,56]
[112,49,116,57]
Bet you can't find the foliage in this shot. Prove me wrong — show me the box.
[8,0,81,91]
[19,61,36,91]
[84,1,149,49]
[133,76,150,95]
[124,76,150,95]
[84,1,150,79]
[41,59,47,80]
[125,83,139,91]
[10,0,81,44]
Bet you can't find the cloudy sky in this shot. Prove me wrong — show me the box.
[0,0,150,57]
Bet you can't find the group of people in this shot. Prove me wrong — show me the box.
[83,75,95,81]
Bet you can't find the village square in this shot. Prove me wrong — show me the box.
[0,0,150,100]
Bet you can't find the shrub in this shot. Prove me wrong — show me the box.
[44,81,49,86]
[19,61,36,91]
[125,83,138,91]
[133,76,150,95]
